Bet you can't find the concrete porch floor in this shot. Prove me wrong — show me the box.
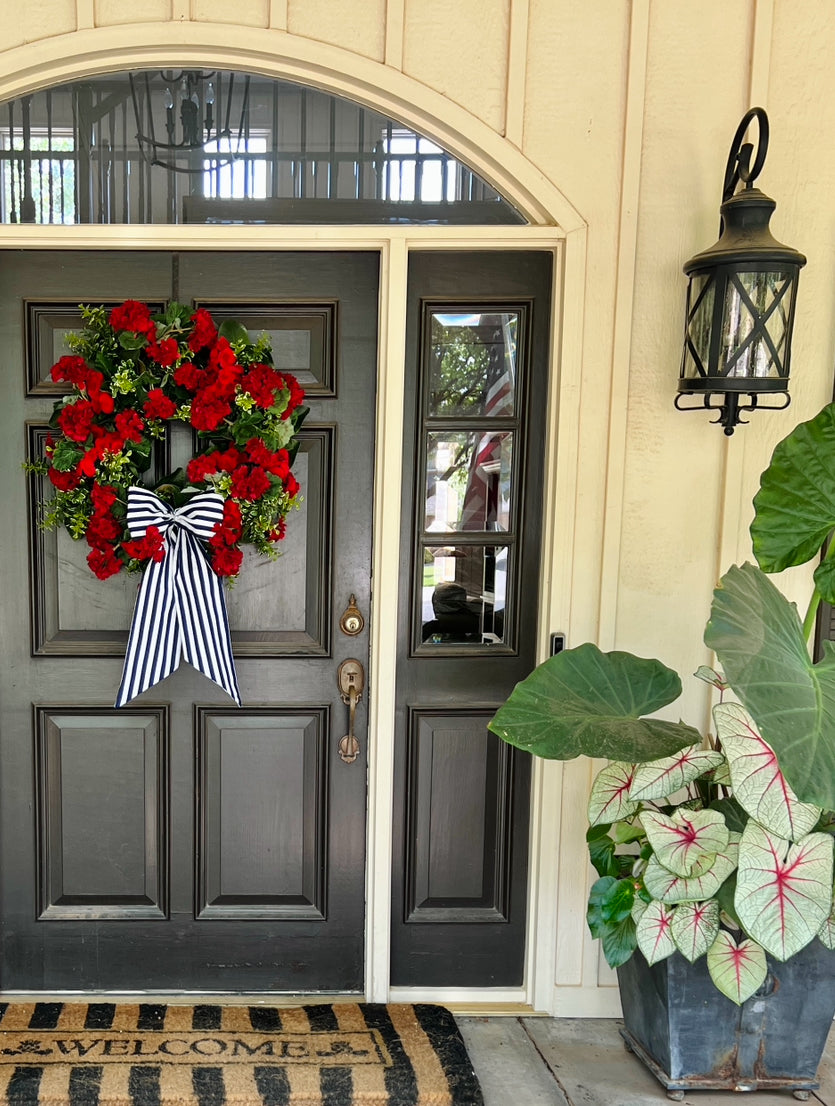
[456,1017,835,1105]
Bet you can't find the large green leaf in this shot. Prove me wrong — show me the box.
[586,877,637,969]
[714,702,820,841]
[487,643,700,762]
[734,822,833,960]
[704,562,835,809]
[707,931,767,1006]
[751,402,835,581]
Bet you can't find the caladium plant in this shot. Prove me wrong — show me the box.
[488,401,835,1004]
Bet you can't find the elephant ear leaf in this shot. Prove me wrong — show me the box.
[487,643,700,763]
[751,402,835,594]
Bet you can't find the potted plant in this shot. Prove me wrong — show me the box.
[488,402,835,1101]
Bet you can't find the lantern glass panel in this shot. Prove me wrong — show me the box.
[722,270,792,379]
[682,272,715,379]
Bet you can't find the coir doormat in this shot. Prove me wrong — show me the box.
[0,1002,483,1106]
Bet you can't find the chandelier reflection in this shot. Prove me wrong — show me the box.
[128,70,251,174]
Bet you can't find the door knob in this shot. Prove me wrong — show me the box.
[337,658,364,764]
[339,594,365,636]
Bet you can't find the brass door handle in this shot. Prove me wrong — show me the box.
[337,658,364,764]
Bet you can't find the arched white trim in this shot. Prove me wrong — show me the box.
[0,23,585,232]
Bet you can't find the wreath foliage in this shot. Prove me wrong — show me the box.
[29,300,306,580]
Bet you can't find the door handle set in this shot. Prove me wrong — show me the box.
[337,657,364,764]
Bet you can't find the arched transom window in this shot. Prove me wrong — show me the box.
[0,70,524,226]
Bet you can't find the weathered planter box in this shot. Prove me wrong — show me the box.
[617,940,835,1100]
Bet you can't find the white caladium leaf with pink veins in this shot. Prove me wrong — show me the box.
[587,762,638,827]
[707,931,767,1005]
[715,702,821,841]
[643,834,739,904]
[636,901,676,965]
[642,809,729,877]
[735,821,833,960]
[818,901,835,950]
[670,900,720,962]
[628,745,725,802]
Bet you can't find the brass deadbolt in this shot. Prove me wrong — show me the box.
[339,594,365,636]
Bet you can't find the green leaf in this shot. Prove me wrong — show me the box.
[118,332,146,350]
[671,900,720,962]
[714,702,820,841]
[218,319,250,345]
[705,563,835,809]
[751,401,835,576]
[709,796,749,835]
[586,825,619,879]
[707,931,767,1005]
[635,901,676,965]
[642,809,729,877]
[587,762,639,826]
[815,557,835,607]
[694,665,729,692]
[734,822,833,960]
[629,745,724,802]
[587,878,638,969]
[818,897,835,950]
[487,643,700,763]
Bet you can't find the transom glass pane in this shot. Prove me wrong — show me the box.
[425,431,512,532]
[420,545,508,646]
[428,312,519,415]
[0,72,524,225]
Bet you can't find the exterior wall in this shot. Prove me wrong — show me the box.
[2,0,835,1015]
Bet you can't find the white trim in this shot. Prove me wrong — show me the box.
[505,0,529,149]
[269,0,288,30]
[384,0,406,71]
[365,237,407,1003]
[550,986,621,1019]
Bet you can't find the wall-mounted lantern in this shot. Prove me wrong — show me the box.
[675,108,806,434]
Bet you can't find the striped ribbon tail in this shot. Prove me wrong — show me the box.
[115,487,241,708]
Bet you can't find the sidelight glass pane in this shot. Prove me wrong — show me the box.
[428,311,519,416]
[425,431,512,532]
[420,545,508,646]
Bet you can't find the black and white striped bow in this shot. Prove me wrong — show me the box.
[115,486,241,708]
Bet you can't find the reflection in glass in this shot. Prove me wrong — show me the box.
[425,432,512,532]
[429,312,518,416]
[420,545,508,646]
[722,270,790,379]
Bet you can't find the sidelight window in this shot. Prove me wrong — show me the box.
[415,307,527,652]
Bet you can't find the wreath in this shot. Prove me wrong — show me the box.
[29,300,306,581]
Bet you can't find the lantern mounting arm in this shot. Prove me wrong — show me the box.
[674,390,791,434]
[721,106,769,205]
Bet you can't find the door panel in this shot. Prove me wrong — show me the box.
[392,251,552,986]
[0,250,377,991]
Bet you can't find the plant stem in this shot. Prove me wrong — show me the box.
[802,536,835,642]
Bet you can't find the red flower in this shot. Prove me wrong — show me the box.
[87,545,122,580]
[123,525,166,563]
[188,308,218,352]
[109,300,155,336]
[174,362,205,392]
[51,355,89,385]
[230,465,271,501]
[245,438,290,477]
[210,544,243,578]
[146,338,179,367]
[241,363,283,409]
[86,509,123,551]
[90,483,118,511]
[47,466,81,492]
[190,395,231,432]
[269,517,286,542]
[58,399,97,443]
[278,372,305,419]
[284,472,300,499]
[210,499,243,547]
[143,389,178,420]
[115,410,145,442]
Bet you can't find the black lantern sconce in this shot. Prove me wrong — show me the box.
[676,108,806,434]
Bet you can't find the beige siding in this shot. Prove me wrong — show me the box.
[192,0,269,27]
[287,0,386,61]
[95,0,172,25]
[402,0,510,132]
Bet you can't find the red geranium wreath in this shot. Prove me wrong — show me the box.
[30,300,306,580]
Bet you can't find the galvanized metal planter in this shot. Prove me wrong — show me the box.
[617,940,835,1100]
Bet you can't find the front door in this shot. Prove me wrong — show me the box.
[0,250,378,991]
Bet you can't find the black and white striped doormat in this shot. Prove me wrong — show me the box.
[0,1002,483,1105]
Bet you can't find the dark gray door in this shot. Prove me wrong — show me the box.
[392,251,552,986]
[0,249,378,991]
